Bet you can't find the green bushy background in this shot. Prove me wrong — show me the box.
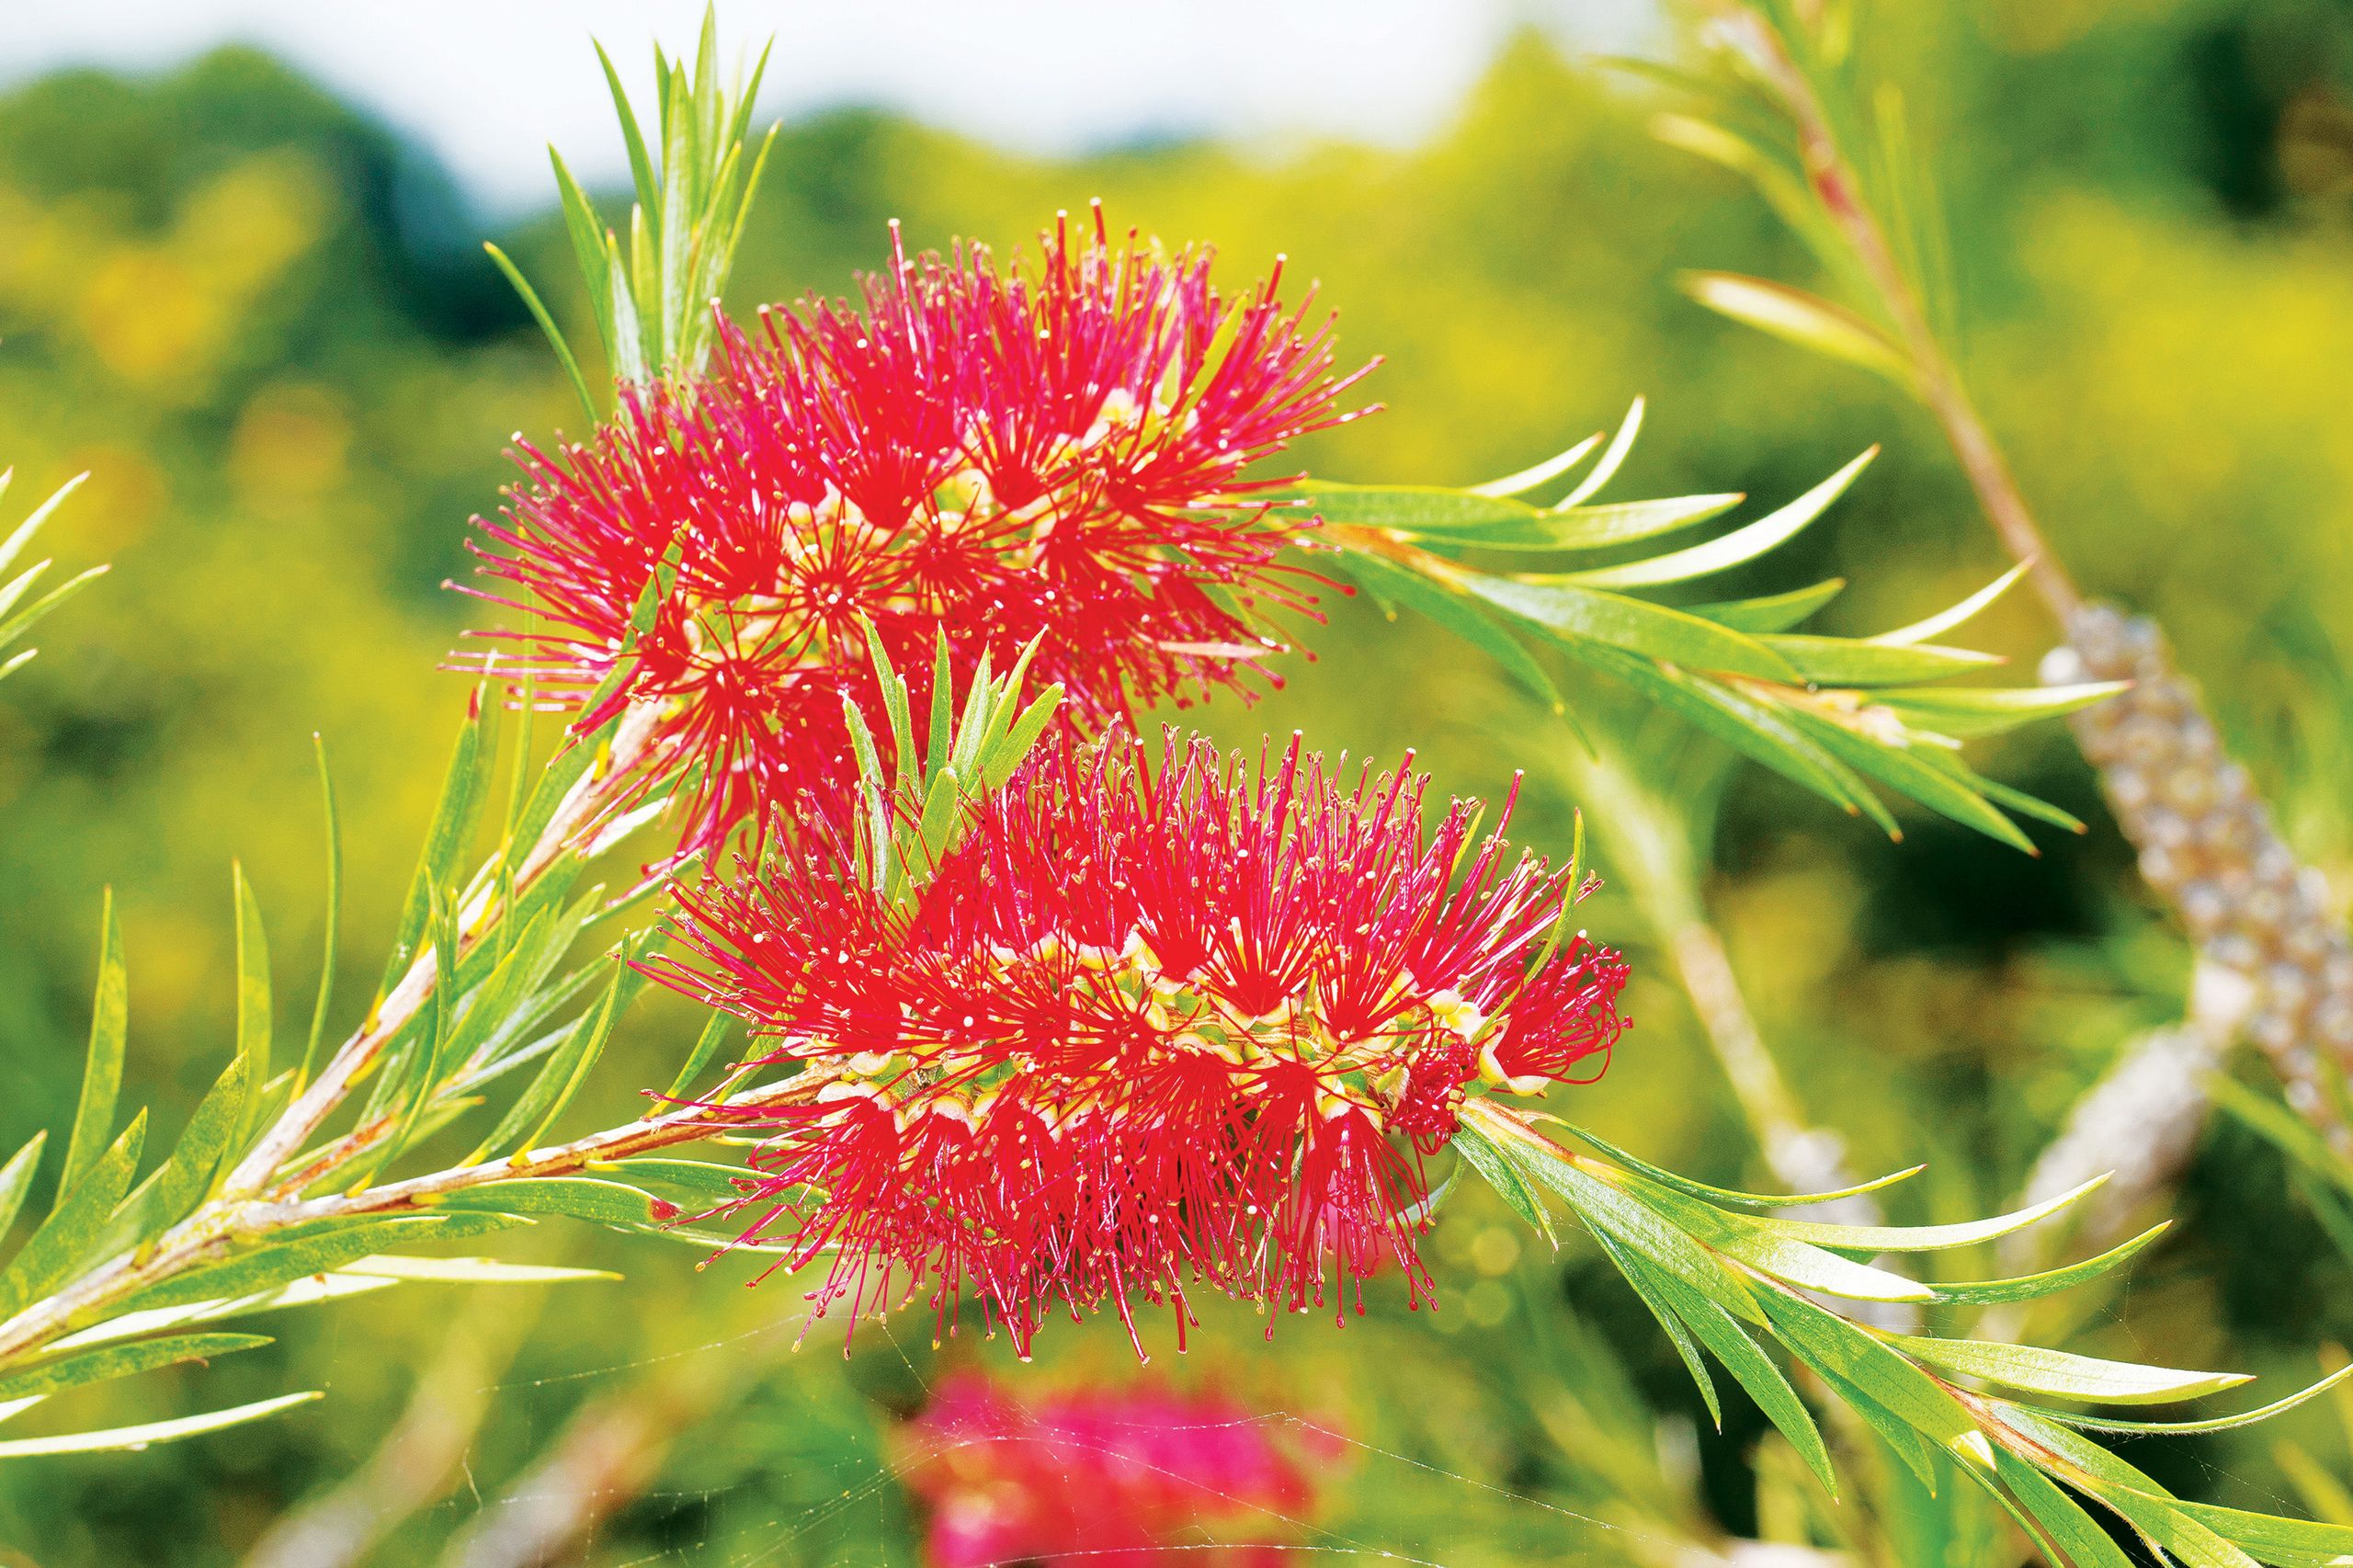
[4,3,2353,1562]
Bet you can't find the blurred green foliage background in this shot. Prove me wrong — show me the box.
[5,3,2353,1562]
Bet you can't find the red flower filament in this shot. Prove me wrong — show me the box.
[651,733,1631,1357]
[464,206,1374,846]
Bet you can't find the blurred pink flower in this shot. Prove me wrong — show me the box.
[901,1372,1339,1566]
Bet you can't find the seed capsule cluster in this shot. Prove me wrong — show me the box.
[2042,603,2353,1124]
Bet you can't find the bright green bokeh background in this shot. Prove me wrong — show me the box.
[4,4,2353,1562]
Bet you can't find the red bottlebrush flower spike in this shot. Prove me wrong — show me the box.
[649,732,1631,1358]
[462,205,1375,848]
[900,1371,1336,1568]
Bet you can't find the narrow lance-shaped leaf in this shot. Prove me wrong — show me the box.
[1925,1223,2171,1307]
[1608,1166,1937,1304]
[118,1212,520,1315]
[1338,550,1569,721]
[0,1132,47,1244]
[664,1012,733,1100]
[1893,1336,2252,1406]
[146,1051,256,1226]
[438,1176,682,1232]
[62,889,128,1196]
[1467,430,1603,498]
[0,1113,147,1321]
[1554,1122,1925,1210]
[1558,396,1644,508]
[483,242,597,422]
[0,1332,273,1403]
[1688,578,1847,634]
[341,1255,620,1285]
[1449,1123,1557,1247]
[1680,271,1915,387]
[1870,562,2029,646]
[1584,1222,1722,1430]
[1989,1445,2141,1568]
[381,699,494,997]
[1458,573,1802,683]
[477,946,638,1161]
[301,733,342,1087]
[0,1392,323,1458]
[1539,448,1875,589]
[45,1273,397,1354]
[1596,1226,1836,1493]
[1726,1175,2109,1253]
[2043,1362,2353,1439]
[233,863,271,1093]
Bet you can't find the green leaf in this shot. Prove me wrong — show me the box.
[1585,1225,1722,1429]
[1558,396,1644,508]
[1988,1445,2139,1568]
[1612,1170,1936,1303]
[477,945,640,1160]
[1505,492,1747,551]
[381,701,494,996]
[1870,562,2029,646]
[0,1113,144,1321]
[0,1392,321,1457]
[1552,1123,1925,1210]
[233,864,271,1093]
[145,1051,256,1225]
[437,1176,679,1232]
[1504,1137,1761,1316]
[0,1332,271,1403]
[1754,1287,1980,1454]
[301,734,343,1087]
[2173,1497,2353,1564]
[2044,1362,2353,1437]
[62,889,128,1197]
[1680,271,1915,387]
[1754,633,2003,687]
[597,1158,752,1212]
[445,912,557,1072]
[1727,1175,2107,1253]
[1894,1336,2249,1406]
[1537,448,1873,589]
[1880,683,2128,739]
[1991,1406,2259,1567]
[338,1255,620,1285]
[118,1212,518,1315]
[663,1013,734,1100]
[1780,708,2034,852]
[1467,430,1603,498]
[1564,642,1885,825]
[0,562,107,654]
[45,1273,396,1353]
[0,1133,48,1244]
[1641,1257,1836,1494]
[1458,574,1802,682]
[483,242,598,423]
[1926,1223,2171,1306]
[1689,578,1847,634]
[1450,1123,1557,1247]
[0,471,85,577]
[1337,550,1567,718]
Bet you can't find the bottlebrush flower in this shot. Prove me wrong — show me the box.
[462,205,1374,847]
[649,731,1630,1357]
[900,1371,1336,1568]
